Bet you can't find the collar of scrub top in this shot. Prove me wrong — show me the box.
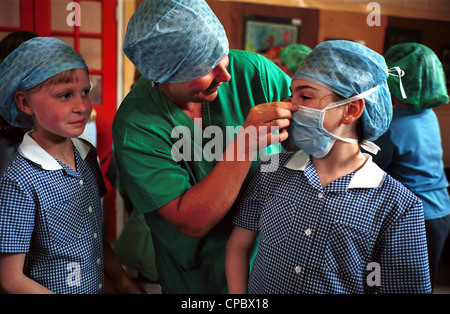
[285,150,386,189]
[17,131,92,171]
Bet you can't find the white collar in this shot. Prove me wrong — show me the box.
[18,131,92,171]
[285,150,386,188]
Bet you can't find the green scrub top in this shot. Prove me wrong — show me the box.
[112,49,291,293]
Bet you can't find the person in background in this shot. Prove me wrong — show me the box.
[0,31,38,175]
[226,40,432,294]
[113,0,295,293]
[0,31,37,63]
[374,43,450,288]
[0,37,144,294]
[278,44,312,77]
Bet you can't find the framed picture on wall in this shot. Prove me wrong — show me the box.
[243,15,301,63]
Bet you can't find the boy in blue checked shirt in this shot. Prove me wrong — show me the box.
[225,40,432,294]
[0,37,144,294]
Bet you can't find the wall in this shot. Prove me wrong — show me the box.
[221,0,450,22]
[318,10,387,54]
[207,0,319,50]
[387,16,450,55]
[122,0,140,98]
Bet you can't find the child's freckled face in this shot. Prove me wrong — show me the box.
[27,69,92,139]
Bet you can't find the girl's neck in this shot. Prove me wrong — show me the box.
[30,131,76,170]
[312,141,366,187]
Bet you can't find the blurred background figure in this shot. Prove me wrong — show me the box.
[374,43,450,289]
[278,44,312,77]
[0,30,38,175]
[0,31,38,63]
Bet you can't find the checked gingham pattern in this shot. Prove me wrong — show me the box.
[0,140,106,294]
[234,153,431,294]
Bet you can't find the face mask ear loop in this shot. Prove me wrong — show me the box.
[388,66,407,99]
[324,85,379,111]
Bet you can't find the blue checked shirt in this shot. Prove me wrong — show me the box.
[0,132,106,294]
[234,151,432,294]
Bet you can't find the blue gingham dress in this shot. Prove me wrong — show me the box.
[234,151,432,294]
[0,133,106,294]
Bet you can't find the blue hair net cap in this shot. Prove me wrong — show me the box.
[293,40,392,141]
[123,0,229,83]
[0,37,88,128]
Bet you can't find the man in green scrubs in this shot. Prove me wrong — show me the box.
[113,0,296,293]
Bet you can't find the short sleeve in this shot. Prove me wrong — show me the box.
[233,165,266,232]
[0,175,35,253]
[376,197,431,293]
[113,121,192,214]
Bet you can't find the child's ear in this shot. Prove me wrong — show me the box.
[14,91,33,115]
[342,98,364,124]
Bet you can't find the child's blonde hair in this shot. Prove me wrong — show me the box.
[25,69,87,93]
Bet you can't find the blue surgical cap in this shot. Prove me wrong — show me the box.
[293,40,392,141]
[123,0,229,83]
[0,37,88,128]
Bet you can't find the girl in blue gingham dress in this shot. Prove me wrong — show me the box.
[225,40,431,294]
[0,37,106,294]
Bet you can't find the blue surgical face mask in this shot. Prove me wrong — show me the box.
[289,86,380,158]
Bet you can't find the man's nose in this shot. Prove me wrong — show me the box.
[214,63,231,83]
